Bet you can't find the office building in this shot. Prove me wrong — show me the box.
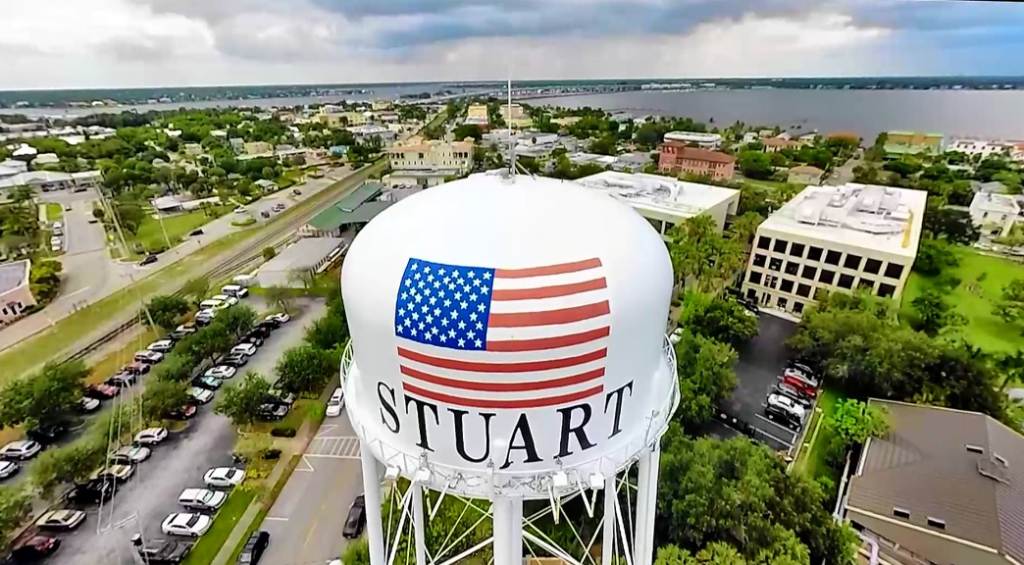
[657,142,736,180]
[741,183,927,316]
[970,192,1020,237]
[387,137,473,174]
[948,139,1013,159]
[663,131,722,149]
[885,131,943,157]
[575,171,740,236]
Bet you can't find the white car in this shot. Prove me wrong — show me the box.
[765,393,807,428]
[135,350,164,364]
[162,513,213,537]
[233,206,247,214]
[91,464,135,482]
[211,294,239,307]
[0,440,42,461]
[178,488,227,511]
[113,445,151,464]
[79,397,101,413]
[189,387,215,405]
[326,387,345,418]
[0,460,19,479]
[134,427,168,445]
[199,299,225,311]
[148,339,175,353]
[204,467,245,488]
[195,309,218,323]
[205,365,237,380]
[265,313,290,324]
[230,343,257,357]
[36,509,86,531]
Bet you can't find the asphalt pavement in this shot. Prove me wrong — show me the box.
[45,297,327,565]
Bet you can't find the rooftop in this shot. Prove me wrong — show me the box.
[971,192,1021,215]
[758,183,927,258]
[0,260,30,294]
[260,237,345,273]
[789,165,825,175]
[664,131,722,141]
[308,181,390,231]
[575,171,739,221]
[847,400,1024,563]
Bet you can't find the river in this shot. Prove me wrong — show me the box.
[526,89,1024,141]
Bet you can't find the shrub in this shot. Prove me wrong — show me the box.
[270,426,296,438]
[262,448,282,460]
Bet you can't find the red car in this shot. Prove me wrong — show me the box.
[169,405,198,420]
[781,375,817,398]
[10,534,61,561]
[86,384,120,399]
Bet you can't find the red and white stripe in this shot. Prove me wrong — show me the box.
[398,258,610,409]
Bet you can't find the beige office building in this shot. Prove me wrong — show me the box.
[741,183,926,316]
[388,137,474,174]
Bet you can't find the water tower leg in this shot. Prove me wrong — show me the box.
[412,483,427,565]
[602,476,616,565]
[634,444,661,565]
[492,497,514,565]
[510,496,523,565]
[360,440,386,565]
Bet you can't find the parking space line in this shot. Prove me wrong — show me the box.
[753,414,798,441]
[316,424,337,437]
[297,456,315,472]
[265,516,289,521]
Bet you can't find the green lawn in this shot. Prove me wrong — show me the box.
[127,207,229,254]
[44,203,63,222]
[900,247,1024,353]
[793,388,842,484]
[181,490,257,565]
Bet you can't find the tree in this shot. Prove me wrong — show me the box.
[680,292,759,347]
[262,247,277,261]
[666,215,745,293]
[910,290,963,336]
[182,276,210,305]
[912,238,960,276]
[142,380,190,422]
[0,485,33,539]
[180,324,231,365]
[29,437,105,500]
[146,295,190,329]
[922,202,979,245]
[737,151,773,180]
[452,124,483,141]
[215,372,271,428]
[114,203,146,234]
[305,308,349,351]
[155,352,194,382]
[29,259,63,303]
[674,330,737,431]
[0,361,87,431]
[213,304,256,340]
[995,278,1024,335]
[825,399,888,459]
[264,286,294,315]
[276,345,338,394]
[726,212,763,246]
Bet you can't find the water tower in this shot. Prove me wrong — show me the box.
[341,171,678,565]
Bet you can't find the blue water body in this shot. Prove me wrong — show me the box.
[527,89,1024,141]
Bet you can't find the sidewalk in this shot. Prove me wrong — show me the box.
[211,416,321,565]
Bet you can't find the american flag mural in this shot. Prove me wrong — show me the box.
[393,257,611,409]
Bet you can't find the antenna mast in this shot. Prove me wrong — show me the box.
[508,78,515,177]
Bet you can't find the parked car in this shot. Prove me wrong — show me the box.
[134,427,168,445]
[171,323,197,339]
[86,383,119,399]
[234,206,247,214]
[123,361,151,375]
[221,285,249,298]
[8,535,61,562]
[35,509,86,531]
[342,495,366,539]
[0,460,19,480]
[239,333,263,347]
[220,353,249,368]
[148,339,175,353]
[272,203,286,212]
[168,405,198,420]
[162,513,213,537]
[199,299,225,311]
[135,350,164,364]
[326,387,345,418]
[256,403,288,421]
[211,294,239,307]
[195,309,217,326]
[91,464,135,483]
[135,539,194,565]
[141,254,159,266]
[772,383,813,409]
[264,313,290,325]
[178,488,227,511]
[79,397,101,413]
[27,423,66,445]
[231,343,257,357]
[191,375,222,390]
[236,530,270,565]
[205,365,237,380]
[253,321,277,333]
[112,445,152,464]
[66,478,115,505]
[106,374,136,389]
[247,325,271,340]
[188,387,215,405]
[765,393,806,430]
[780,374,818,399]
[203,467,245,488]
[266,389,296,407]
[784,363,820,387]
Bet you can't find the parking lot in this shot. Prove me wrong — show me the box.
[46,298,326,565]
[713,313,802,452]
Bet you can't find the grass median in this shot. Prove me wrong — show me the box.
[792,388,841,482]
[181,489,258,565]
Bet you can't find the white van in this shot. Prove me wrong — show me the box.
[326,387,345,417]
[221,285,249,299]
[199,299,225,310]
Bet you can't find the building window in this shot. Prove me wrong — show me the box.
[769,258,783,271]
[777,297,788,309]
[926,517,946,530]
[878,283,896,298]
[893,508,911,520]
[766,275,779,289]
[796,283,812,298]
[801,266,818,281]
[793,302,804,314]
[825,250,842,266]
[819,270,836,285]
[884,263,905,279]
[773,239,789,253]
[864,258,882,275]
[784,261,799,276]
[746,288,756,300]
[859,279,875,291]
[780,279,794,293]
[838,274,854,289]
[789,243,805,258]
[748,271,762,285]
[807,246,823,261]
[753,254,767,268]
[844,254,863,270]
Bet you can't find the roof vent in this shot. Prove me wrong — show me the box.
[978,458,1010,483]
[965,444,984,454]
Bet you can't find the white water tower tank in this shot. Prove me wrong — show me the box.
[341,172,677,499]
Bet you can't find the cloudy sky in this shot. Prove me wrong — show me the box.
[2,0,1023,89]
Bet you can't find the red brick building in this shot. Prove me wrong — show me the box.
[657,142,736,180]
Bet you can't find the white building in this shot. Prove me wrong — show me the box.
[663,131,723,150]
[387,137,473,174]
[969,192,1020,237]
[348,125,396,144]
[0,170,101,193]
[256,237,346,288]
[947,139,1012,159]
[0,159,28,178]
[575,171,740,236]
[741,183,927,316]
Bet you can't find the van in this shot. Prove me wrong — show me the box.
[221,285,249,299]
[199,299,224,310]
[326,387,345,417]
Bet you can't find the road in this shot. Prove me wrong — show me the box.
[826,152,862,186]
[47,298,327,565]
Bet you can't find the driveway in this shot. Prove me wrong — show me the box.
[46,297,327,565]
[715,313,800,451]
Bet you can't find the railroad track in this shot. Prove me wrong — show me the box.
[62,159,386,364]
